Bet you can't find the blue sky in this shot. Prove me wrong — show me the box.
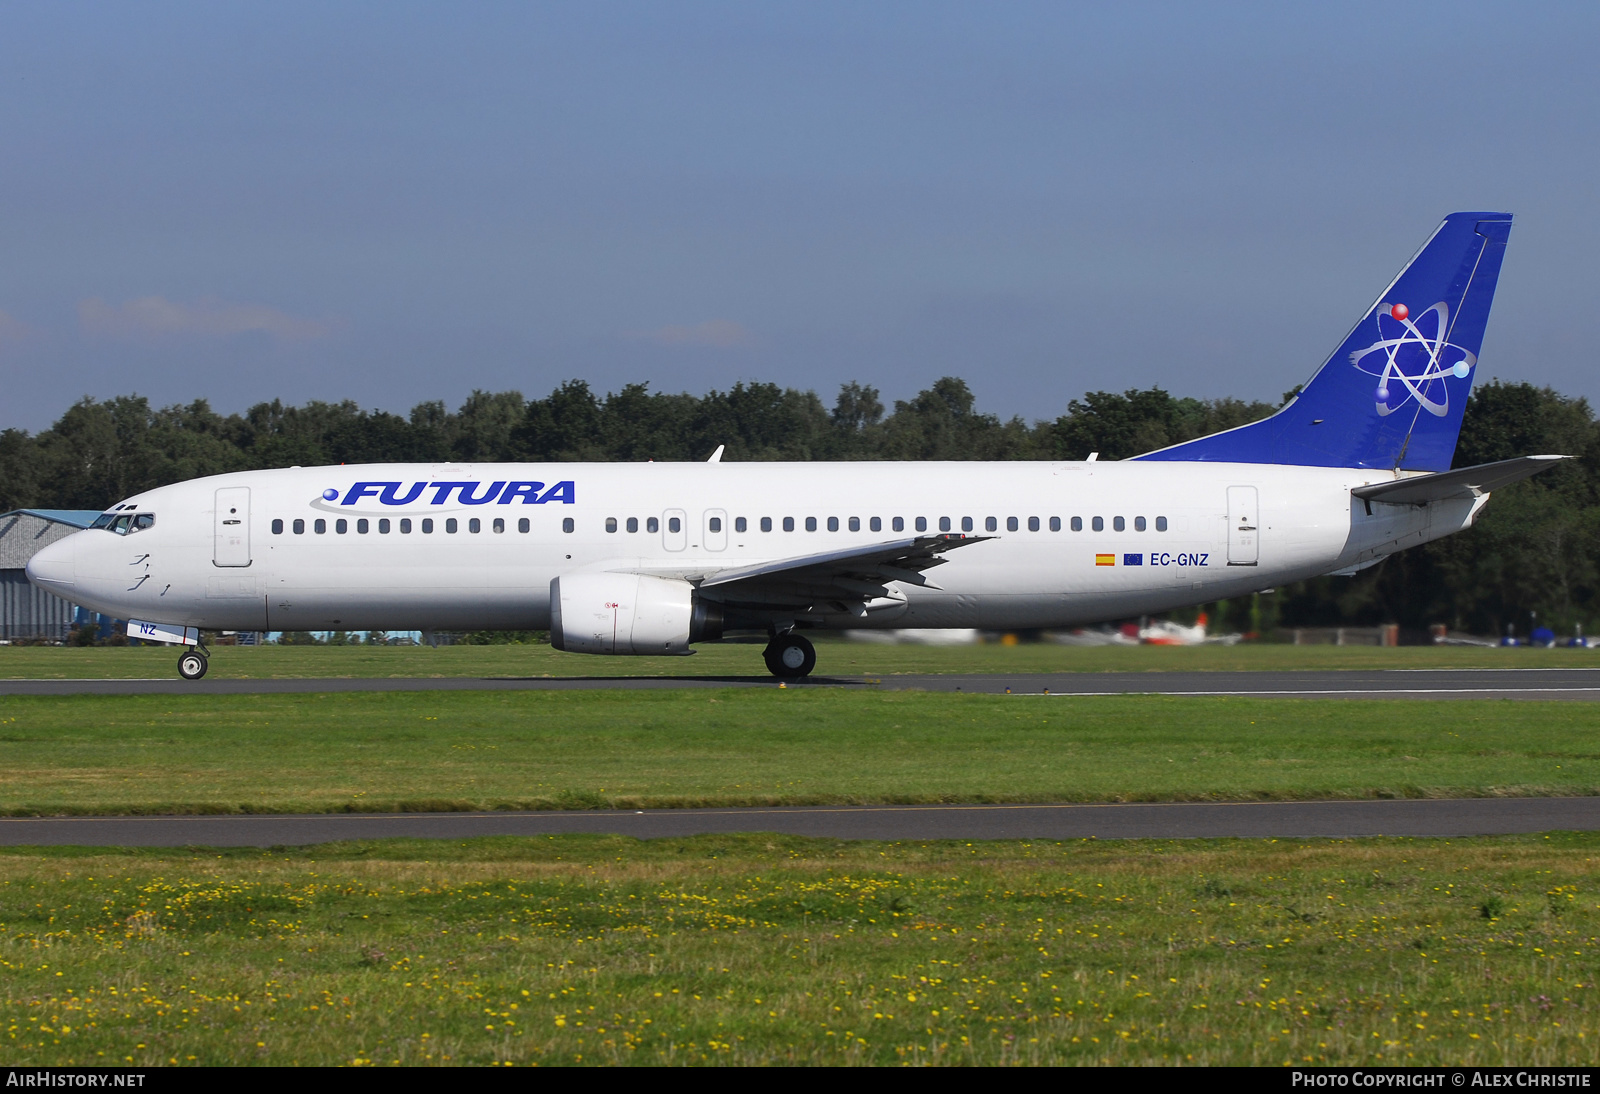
[2,2,1596,430]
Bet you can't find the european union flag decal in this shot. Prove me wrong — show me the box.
[1123,553,1143,566]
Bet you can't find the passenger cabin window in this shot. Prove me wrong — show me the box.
[315,519,327,534]
[336,519,348,534]
[1006,517,1018,531]
[805,517,818,532]
[735,517,747,533]
[848,517,860,532]
[915,517,927,532]
[1051,516,1063,531]
[1027,517,1039,532]
[446,518,458,534]
[1091,517,1103,532]
[357,518,369,534]
[379,518,391,534]
[783,517,794,532]
[760,517,773,532]
[709,517,721,532]
[422,518,434,533]
[892,517,904,532]
[493,518,505,533]
[869,517,880,532]
[826,517,838,532]
[293,518,306,534]
[400,518,411,533]
[647,517,659,533]
[1113,516,1125,532]
[272,519,284,535]
[469,518,481,533]
[1069,517,1080,531]
[563,517,575,533]
[1156,516,1168,531]
[938,517,951,532]
[518,518,530,533]
[986,517,998,532]
[606,517,618,533]
[1134,516,1146,531]
[668,516,681,533]
[626,517,639,533]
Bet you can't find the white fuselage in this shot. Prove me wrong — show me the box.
[27,460,1481,637]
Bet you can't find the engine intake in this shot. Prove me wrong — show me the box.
[549,573,723,655]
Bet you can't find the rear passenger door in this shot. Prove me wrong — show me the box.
[1226,486,1258,566]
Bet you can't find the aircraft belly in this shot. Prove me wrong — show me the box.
[267,563,554,631]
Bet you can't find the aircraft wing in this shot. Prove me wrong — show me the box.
[1352,454,1569,507]
[696,533,990,610]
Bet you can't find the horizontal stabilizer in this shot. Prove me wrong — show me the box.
[1351,454,1568,506]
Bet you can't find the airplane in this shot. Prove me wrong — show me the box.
[26,211,1564,681]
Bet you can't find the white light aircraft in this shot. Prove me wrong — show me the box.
[27,212,1562,680]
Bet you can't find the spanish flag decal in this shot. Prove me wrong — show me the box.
[1095,553,1115,566]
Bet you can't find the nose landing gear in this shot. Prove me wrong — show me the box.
[763,632,816,679]
[178,648,209,681]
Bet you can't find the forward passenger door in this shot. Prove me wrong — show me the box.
[214,487,252,567]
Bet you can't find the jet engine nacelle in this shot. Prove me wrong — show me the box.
[549,573,723,655]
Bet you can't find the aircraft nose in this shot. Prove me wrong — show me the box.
[25,535,77,596]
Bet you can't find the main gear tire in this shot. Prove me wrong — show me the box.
[763,633,816,679]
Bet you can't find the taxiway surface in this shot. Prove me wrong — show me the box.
[4,667,1600,699]
[2,798,1597,846]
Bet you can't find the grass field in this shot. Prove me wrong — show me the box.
[1,833,1595,1066]
[3,641,1598,679]
[4,650,1597,1067]
[1,690,1598,815]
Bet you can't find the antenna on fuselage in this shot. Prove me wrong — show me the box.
[707,445,725,463]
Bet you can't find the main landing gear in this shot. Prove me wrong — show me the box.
[178,647,209,681]
[763,632,816,679]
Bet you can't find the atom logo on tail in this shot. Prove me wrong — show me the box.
[1349,301,1476,418]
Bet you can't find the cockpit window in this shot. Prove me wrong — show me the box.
[100,513,155,535]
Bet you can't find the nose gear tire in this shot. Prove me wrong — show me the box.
[178,651,209,680]
[763,633,816,678]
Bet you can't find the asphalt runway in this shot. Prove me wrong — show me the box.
[3,797,1598,847]
[5,667,1600,699]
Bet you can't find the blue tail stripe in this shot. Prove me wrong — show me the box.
[1134,212,1512,471]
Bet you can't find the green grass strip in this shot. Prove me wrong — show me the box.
[1,691,1597,815]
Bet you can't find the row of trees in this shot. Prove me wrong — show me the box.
[3,377,1595,638]
[0,378,1275,513]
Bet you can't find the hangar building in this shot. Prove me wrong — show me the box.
[0,510,99,641]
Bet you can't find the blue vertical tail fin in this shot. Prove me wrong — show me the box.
[1135,212,1512,471]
